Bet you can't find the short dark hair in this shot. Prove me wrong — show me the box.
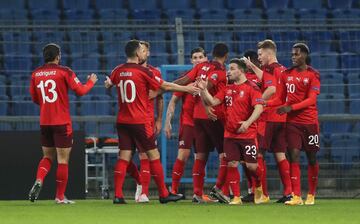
[191,47,206,57]
[230,58,247,72]
[43,43,60,63]
[212,43,229,58]
[125,39,141,58]
[243,50,258,62]
[257,39,277,52]
[293,43,310,54]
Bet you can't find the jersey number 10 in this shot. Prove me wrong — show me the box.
[118,80,136,103]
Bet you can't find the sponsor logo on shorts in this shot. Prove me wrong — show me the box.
[179,140,185,146]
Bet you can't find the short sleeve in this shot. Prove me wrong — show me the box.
[309,73,321,95]
[251,87,264,107]
[262,71,276,89]
[214,88,226,103]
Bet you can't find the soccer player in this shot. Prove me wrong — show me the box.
[104,40,199,204]
[164,47,207,195]
[28,43,98,204]
[134,41,165,203]
[172,43,229,203]
[198,58,265,205]
[244,40,292,203]
[268,43,321,205]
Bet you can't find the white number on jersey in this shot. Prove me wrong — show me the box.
[118,80,136,103]
[286,83,296,93]
[308,134,319,146]
[245,145,257,158]
[36,79,58,103]
[225,95,233,106]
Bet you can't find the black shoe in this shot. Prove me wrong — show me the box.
[113,197,127,204]
[210,186,230,204]
[241,193,254,203]
[29,180,42,202]
[159,192,183,204]
[276,195,292,203]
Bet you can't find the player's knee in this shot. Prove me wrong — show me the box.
[228,161,238,167]
[245,162,257,172]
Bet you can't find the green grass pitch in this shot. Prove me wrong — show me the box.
[0,199,359,224]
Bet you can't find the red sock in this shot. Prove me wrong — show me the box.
[251,165,263,187]
[171,159,185,194]
[257,157,269,196]
[149,159,168,198]
[114,159,129,198]
[56,163,68,200]
[192,159,206,196]
[215,158,227,189]
[290,163,301,196]
[242,163,253,193]
[36,158,52,183]
[278,159,292,196]
[221,181,230,197]
[126,160,141,185]
[308,163,319,195]
[140,159,151,196]
[227,167,240,197]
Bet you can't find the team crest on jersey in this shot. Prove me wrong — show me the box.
[239,91,244,97]
[303,77,309,85]
[211,73,218,80]
[287,76,293,81]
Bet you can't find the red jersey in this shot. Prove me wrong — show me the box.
[110,63,163,124]
[245,71,261,87]
[215,80,264,139]
[174,91,195,126]
[146,65,162,126]
[186,61,226,120]
[264,62,287,123]
[258,63,278,122]
[280,66,321,124]
[29,63,95,126]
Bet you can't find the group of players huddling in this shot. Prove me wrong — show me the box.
[28,38,320,206]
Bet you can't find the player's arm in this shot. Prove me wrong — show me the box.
[29,77,39,105]
[160,81,199,95]
[242,56,264,80]
[237,104,263,133]
[68,72,98,96]
[164,94,180,138]
[262,86,276,100]
[198,79,222,106]
[154,94,164,136]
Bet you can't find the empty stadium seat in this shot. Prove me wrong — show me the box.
[292,0,324,9]
[349,94,360,114]
[301,31,335,53]
[32,31,66,53]
[269,31,300,52]
[98,9,128,22]
[3,32,31,55]
[148,54,170,67]
[195,0,225,9]
[68,31,99,55]
[234,32,266,54]
[266,8,296,25]
[262,0,289,9]
[71,55,101,72]
[94,0,124,9]
[347,73,360,95]
[31,9,60,23]
[199,9,229,23]
[68,94,77,115]
[4,55,32,73]
[297,9,328,25]
[0,76,6,96]
[164,9,195,20]
[63,0,91,10]
[64,9,94,24]
[161,0,192,10]
[328,0,353,9]
[80,95,112,116]
[330,133,360,163]
[102,31,133,55]
[322,121,351,135]
[136,32,167,53]
[339,31,360,53]
[128,0,158,10]
[331,9,360,24]
[341,53,360,72]
[130,9,162,20]
[0,9,28,22]
[320,73,344,94]
[0,95,8,115]
[12,95,39,116]
[28,0,58,10]
[202,32,233,53]
[311,53,339,71]
[317,94,346,114]
[227,0,254,9]
[0,0,25,10]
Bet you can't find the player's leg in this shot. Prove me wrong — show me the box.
[192,152,208,203]
[240,162,255,203]
[258,121,269,199]
[227,161,242,205]
[171,148,190,194]
[55,146,74,204]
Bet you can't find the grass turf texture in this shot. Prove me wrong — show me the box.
[0,199,359,224]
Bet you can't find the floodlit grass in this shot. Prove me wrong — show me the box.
[0,199,359,224]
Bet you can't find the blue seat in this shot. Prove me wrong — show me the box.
[199,9,228,23]
[349,94,360,114]
[301,31,334,53]
[102,31,133,55]
[310,53,339,71]
[31,9,60,23]
[263,0,289,9]
[32,31,66,53]
[233,9,264,26]
[10,79,31,97]
[171,32,201,54]
[71,55,101,72]
[341,53,360,72]
[0,123,12,131]
[0,95,8,115]
[12,95,39,115]
[227,0,254,9]
[80,95,112,115]
[64,9,94,24]
[68,31,99,55]
[161,0,192,10]
[148,55,170,67]
[330,133,360,163]
[347,73,360,95]
[269,31,300,52]
[195,0,225,9]
[234,32,266,54]
[104,53,126,71]
[339,31,360,53]
[266,8,296,25]
[0,0,25,9]
[297,9,328,25]
[202,32,233,53]
[99,9,128,22]
[28,0,58,10]
[353,122,360,133]
[292,0,323,9]
[63,0,90,10]
[136,32,167,52]
[331,9,360,24]
[131,9,162,20]
[317,94,346,114]
[4,55,32,72]
[320,73,344,94]
[321,121,351,135]
[164,9,195,20]
[0,9,27,22]
[3,32,31,55]
[328,0,353,9]
[128,0,158,10]
[95,0,124,9]
[68,95,77,115]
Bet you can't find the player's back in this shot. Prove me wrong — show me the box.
[110,63,163,124]
[30,63,74,125]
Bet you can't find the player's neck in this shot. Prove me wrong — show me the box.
[127,57,139,64]
[268,57,278,65]
[234,76,247,85]
[46,60,58,65]
[213,57,225,65]
[296,64,307,72]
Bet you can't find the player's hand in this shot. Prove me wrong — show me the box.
[237,120,251,133]
[241,56,256,70]
[185,83,200,95]
[205,106,217,121]
[164,122,172,139]
[88,73,98,84]
[154,119,162,136]
[104,76,113,88]
[196,77,208,90]
[277,105,292,115]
